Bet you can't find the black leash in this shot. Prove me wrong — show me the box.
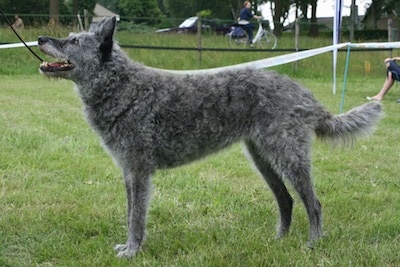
[0,8,43,62]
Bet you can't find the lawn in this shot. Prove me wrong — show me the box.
[1,28,400,266]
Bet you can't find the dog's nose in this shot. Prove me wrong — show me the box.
[38,36,48,45]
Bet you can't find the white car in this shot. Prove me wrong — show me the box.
[156,16,207,33]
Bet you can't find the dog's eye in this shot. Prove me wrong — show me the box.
[70,38,79,45]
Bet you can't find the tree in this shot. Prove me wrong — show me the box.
[163,0,238,20]
[365,0,399,29]
[227,0,244,20]
[63,0,97,15]
[118,0,162,19]
[0,0,48,15]
[292,0,309,19]
[267,0,293,36]
[308,0,318,37]
[0,0,92,26]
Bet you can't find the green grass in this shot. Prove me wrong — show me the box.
[1,28,400,266]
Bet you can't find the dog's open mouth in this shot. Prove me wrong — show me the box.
[40,60,74,72]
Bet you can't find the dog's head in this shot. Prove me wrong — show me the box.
[38,16,117,80]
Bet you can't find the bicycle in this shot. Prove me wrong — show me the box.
[227,20,277,49]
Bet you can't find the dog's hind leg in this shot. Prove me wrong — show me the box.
[245,140,294,239]
[266,133,323,247]
[288,166,322,248]
[114,164,153,258]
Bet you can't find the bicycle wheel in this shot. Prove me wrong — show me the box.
[228,33,248,49]
[258,31,277,49]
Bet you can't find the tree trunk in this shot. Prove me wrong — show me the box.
[272,0,283,36]
[49,0,60,25]
[309,0,319,37]
[72,0,78,27]
[300,0,309,19]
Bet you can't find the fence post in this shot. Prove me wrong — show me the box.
[388,19,392,57]
[197,12,202,64]
[294,18,300,70]
[84,9,89,31]
[77,14,83,31]
[350,0,357,41]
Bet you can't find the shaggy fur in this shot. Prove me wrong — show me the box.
[38,17,382,258]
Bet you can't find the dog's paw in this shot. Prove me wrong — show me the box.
[306,232,325,250]
[274,224,290,239]
[114,242,140,258]
[306,240,315,250]
[274,231,286,240]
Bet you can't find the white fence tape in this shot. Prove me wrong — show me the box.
[2,41,400,75]
[153,43,350,75]
[349,42,400,49]
[0,41,38,49]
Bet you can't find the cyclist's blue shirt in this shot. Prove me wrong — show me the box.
[239,8,253,21]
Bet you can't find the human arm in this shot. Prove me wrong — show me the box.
[385,57,400,63]
[12,18,23,29]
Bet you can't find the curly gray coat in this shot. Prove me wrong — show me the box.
[38,17,383,258]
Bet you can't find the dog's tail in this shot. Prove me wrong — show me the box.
[315,101,383,146]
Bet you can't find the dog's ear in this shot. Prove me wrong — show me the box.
[97,16,116,40]
[96,17,117,62]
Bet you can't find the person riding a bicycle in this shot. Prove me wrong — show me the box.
[238,1,262,46]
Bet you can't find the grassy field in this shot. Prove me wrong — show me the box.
[1,28,400,266]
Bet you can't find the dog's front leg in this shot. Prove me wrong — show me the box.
[115,166,152,258]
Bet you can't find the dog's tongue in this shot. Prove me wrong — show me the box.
[48,62,64,67]
[40,61,74,72]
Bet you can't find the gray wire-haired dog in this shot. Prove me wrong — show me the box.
[38,17,382,258]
